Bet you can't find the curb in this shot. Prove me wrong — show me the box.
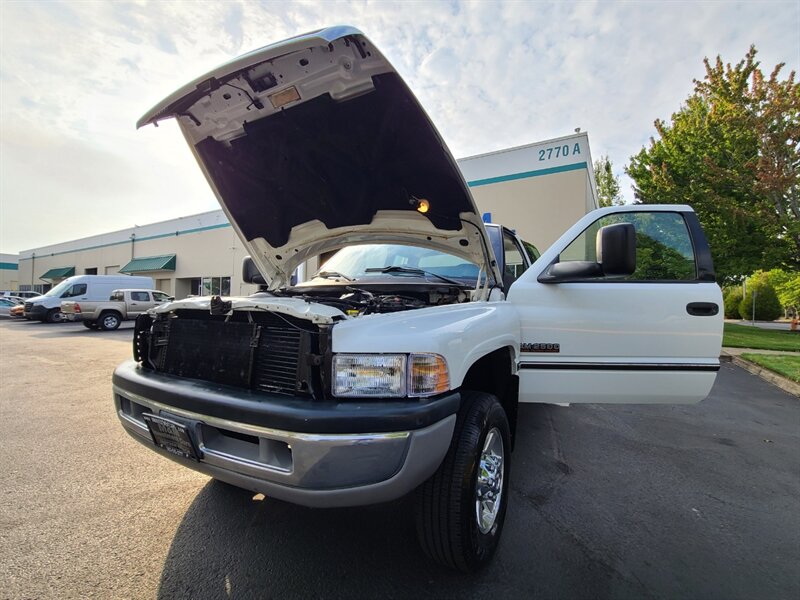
[725,354,800,398]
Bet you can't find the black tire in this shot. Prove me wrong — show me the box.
[82,320,97,329]
[98,312,121,331]
[45,309,63,323]
[414,390,511,572]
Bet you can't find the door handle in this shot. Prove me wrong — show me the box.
[686,302,719,316]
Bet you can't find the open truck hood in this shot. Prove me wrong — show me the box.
[138,26,501,290]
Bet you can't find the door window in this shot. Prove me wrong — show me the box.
[503,232,528,285]
[559,212,697,281]
[130,292,150,302]
[153,291,171,302]
[521,240,540,261]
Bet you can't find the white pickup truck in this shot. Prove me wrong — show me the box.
[63,289,172,330]
[113,27,723,572]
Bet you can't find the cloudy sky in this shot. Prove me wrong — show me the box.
[1,0,797,254]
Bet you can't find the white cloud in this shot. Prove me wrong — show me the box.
[0,0,797,253]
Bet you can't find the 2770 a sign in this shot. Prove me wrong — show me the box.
[538,143,582,161]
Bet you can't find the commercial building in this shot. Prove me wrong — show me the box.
[0,253,19,291]
[17,132,597,297]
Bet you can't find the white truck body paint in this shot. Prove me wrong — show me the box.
[509,204,723,404]
[331,301,520,388]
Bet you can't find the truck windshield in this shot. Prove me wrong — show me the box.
[314,244,481,284]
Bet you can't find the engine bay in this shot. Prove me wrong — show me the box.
[263,283,471,317]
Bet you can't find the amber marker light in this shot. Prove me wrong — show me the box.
[408,353,450,397]
[415,198,430,213]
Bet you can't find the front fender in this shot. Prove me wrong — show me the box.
[331,301,520,387]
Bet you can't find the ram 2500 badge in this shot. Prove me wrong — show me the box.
[113,26,723,571]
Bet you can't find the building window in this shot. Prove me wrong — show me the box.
[200,276,231,296]
[84,267,98,275]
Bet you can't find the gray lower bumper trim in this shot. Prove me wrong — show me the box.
[116,391,455,507]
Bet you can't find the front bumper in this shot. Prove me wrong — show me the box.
[113,360,459,507]
[24,304,47,319]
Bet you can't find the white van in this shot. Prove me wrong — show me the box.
[23,275,154,322]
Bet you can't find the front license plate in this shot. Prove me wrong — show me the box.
[142,413,199,460]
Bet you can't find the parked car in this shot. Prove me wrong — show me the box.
[62,289,173,330]
[115,27,723,572]
[24,275,154,323]
[0,297,18,317]
[0,290,39,299]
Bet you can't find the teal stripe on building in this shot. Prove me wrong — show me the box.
[0,262,18,270]
[467,161,587,188]
[17,160,589,261]
[18,222,232,260]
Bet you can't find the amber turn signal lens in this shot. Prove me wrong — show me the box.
[408,353,449,397]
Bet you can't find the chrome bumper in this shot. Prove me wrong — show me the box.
[114,385,456,508]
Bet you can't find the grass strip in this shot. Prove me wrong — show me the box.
[723,323,800,352]
[741,353,800,383]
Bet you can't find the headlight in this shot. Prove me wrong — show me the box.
[333,354,407,397]
[332,353,450,398]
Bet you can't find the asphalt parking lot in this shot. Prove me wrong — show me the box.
[1,319,798,599]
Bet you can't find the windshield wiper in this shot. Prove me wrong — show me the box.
[364,266,463,286]
[315,270,354,281]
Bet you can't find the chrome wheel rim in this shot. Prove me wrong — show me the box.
[475,427,504,534]
[103,315,118,328]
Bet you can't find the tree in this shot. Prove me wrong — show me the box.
[626,46,800,285]
[739,271,783,321]
[594,155,623,207]
[766,268,800,316]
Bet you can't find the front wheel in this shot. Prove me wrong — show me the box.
[45,309,63,323]
[414,391,511,572]
[99,312,121,331]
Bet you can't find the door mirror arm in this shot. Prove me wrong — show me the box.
[538,261,603,283]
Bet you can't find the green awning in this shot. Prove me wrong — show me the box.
[120,254,176,274]
[40,266,75,280]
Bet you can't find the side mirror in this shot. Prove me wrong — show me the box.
[242,256,266,285]
[596,223,636,276]
[538,222,636,283]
